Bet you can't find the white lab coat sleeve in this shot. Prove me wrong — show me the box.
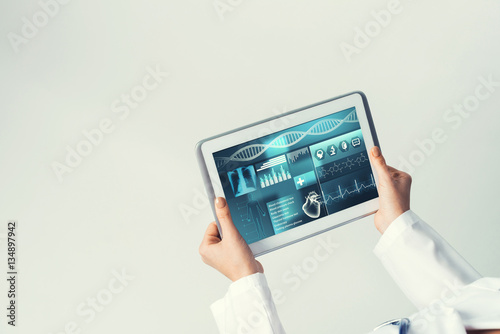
[211,273,286,334]
[373,210,482,309]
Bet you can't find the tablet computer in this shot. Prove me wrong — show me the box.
[196,92,380,256]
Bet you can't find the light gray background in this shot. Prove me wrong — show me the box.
[1,1,499,333]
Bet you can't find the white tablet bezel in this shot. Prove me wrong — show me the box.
[197,92,380,256]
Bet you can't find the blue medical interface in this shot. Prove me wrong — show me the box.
[213,107,378,244]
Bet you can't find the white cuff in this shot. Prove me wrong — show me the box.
[373,210,421,256]
[210,273,268,316]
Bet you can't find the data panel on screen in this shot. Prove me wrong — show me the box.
[212,107,378,245]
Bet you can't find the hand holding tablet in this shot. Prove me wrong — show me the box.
[196,92,381,256]
[199,197,264,282]
[369,147,412,234]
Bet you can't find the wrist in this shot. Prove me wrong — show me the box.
[229,262,261,282]
[375,208,407,234]
[231,269,259,282]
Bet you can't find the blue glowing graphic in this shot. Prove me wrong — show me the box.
[227,166,257,197]
[213,107,378,244]
[215,109,359,168]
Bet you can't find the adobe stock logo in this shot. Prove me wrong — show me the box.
[51,65,169,183]
[213,0,245,21]
[339,0,403,63]
[398,75,499,175]
[48,268,134,334]
[7,0,73,54]
[237,235,340,334]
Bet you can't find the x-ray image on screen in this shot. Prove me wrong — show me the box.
[227,166,257,197]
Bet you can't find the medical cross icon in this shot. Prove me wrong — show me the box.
[293,171,316,190]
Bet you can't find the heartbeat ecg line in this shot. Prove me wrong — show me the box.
[323,174,376,204]
[215,110,358,168]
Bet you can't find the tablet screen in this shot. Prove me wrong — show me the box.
[212,107,378,244]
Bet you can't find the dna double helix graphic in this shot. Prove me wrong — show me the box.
[215,110,358,168]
